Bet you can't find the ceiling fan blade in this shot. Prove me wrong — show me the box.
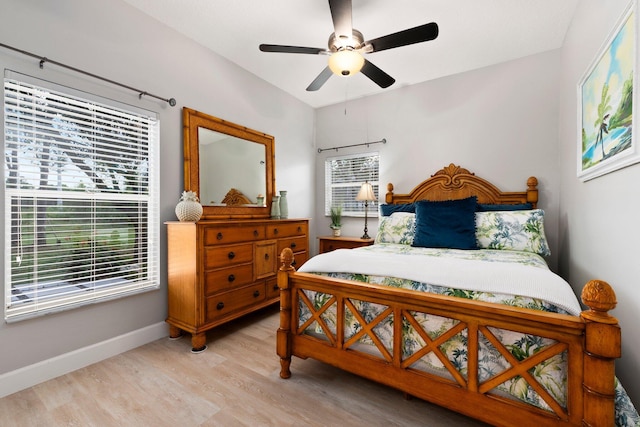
[361,59,395,88]
[365,22,439,53]
[306,67,333,91]
[259,44,327,55]
[329,0,353,39]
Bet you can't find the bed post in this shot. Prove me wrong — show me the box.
[526,176,538,208]
[580,279,620,427]
[385,183,394,204]
[277,248,295,379]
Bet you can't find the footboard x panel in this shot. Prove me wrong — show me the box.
[281,273,592,426]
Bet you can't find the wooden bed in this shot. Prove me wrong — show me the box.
[276,164,621,427]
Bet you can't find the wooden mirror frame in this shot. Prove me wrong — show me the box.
[183,107,275,219]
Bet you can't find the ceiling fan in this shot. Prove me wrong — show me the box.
[259,0,439,91]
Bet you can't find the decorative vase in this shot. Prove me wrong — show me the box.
[271,195,281,219]
[279,190,288,219]
[175,191,203,222]
[256,195,265,207]
[331,227,341,237]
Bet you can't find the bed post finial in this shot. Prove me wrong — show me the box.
[279,247,295,272]
[580,279,620,426]
[277,248,295,379]
[526,177,538,208]
[581,279,617,322]
[385,183,394,204]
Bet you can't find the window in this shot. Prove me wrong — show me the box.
[324,152,379,217]
[4,74,160,321]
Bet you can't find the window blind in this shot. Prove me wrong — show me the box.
[324,152,379,217]
[4,76,160,321]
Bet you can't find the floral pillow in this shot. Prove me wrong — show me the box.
[375,212,416,245]
[475,209,551,256]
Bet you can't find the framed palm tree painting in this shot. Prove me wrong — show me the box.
[578,0,637,181]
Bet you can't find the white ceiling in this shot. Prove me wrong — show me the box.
[121,0,579,109]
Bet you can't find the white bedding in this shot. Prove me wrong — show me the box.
[298,245,582,316]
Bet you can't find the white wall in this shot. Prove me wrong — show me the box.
[558,0,640,406]
[315,50,563,269]
[0,0,315,397]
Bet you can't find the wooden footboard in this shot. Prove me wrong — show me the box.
[277,248,620,427]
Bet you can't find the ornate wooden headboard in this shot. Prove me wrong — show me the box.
[385,163,538,207]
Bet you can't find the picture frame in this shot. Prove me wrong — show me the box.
[578,0,638,181]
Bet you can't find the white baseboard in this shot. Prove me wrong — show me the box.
[0,322,169,399]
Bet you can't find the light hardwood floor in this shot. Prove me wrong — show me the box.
[0,306,489,426]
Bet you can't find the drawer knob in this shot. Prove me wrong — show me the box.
[228,251,235,259]
[228,274,235,282]
[273,283,279,291]
[253,230,259,237]
[273,228,279,235]
[292,259,297,266]
[253,290,260,298]
[297,226,302,232]
[290,242,297,249]
[264,253,270,260]
[216,302,225,310]
[216,232,223,240]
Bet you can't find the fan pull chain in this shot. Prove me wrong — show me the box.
[344,78,350,115]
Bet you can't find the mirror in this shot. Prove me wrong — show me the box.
[198,128,266,205]
[183,107,275,219]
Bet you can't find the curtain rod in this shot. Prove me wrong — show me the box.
[0,42,176,107]
[317,138,386,153]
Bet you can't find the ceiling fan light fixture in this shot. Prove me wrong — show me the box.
[258,2,438,91]
[328,49,364,76]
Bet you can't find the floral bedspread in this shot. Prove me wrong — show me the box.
[299,245,639,426]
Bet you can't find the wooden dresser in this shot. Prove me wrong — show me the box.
[166,218,308,351]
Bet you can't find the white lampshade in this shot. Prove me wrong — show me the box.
[328,50,365,76]
[355,182,376,202]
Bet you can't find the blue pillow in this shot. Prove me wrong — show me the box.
[412,196,478,250]
[477,203,533,212]
[380,203,415,217]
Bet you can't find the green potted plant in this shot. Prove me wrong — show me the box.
[330,206,342,237]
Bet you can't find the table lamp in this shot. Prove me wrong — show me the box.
[355,182,376,239]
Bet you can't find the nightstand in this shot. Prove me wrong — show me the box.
[318,236,375,254]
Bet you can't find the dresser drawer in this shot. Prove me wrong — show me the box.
[266,222,307,239]
[204,264,253,295]
[277,236,308,254]
[204,243,253,269]
[206,282,266,321]
[203,225,265,245]
[266,277,279,299]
